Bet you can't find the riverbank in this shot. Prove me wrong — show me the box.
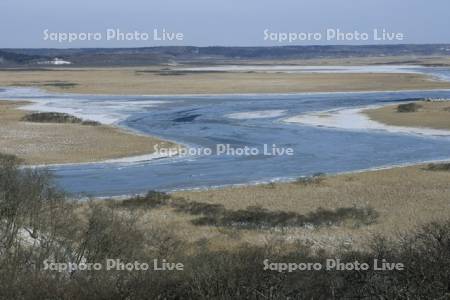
[363,100,450,131]
[1,67,450,95]
[0,100,177,165]
[284,100,450,136]
[106,163,450,251]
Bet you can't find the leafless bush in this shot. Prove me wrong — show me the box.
[192,205,378,229]
[427,162,450,171]
[294,173,326,185]
[117,190,171,209]
[0,153,448,299]
[21,112,100,126]
[397,102,422,112]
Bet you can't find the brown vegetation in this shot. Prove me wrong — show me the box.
[364,100,450,130]
[0,101,176,165]
[21,112,100,126]
[117,191,379,229]
[1,68,450,95]
[0,154,449,299]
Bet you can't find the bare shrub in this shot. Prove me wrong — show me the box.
[0,153,448,299]
[397,102,422,112]
[118,190,171,209]
[21,112,100,126]
[294,173,326,185]
[192,205,378,229]
[426,162,450,171]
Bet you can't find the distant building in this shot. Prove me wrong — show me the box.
[37,57,72,65]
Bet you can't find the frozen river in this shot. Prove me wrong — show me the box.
[1,66,450,197]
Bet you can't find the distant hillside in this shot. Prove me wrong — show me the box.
[0,50,47,65]
[1,44,450,67]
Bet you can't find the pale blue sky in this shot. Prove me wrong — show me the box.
[1,0,449,48]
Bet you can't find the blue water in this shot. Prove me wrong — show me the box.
[2,68,450,197]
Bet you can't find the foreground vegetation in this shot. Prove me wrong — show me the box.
[0,153,449,299]
[117,191,378,229]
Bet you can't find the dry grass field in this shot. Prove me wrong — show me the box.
[1,68,450,95]
[364,100,450,130]
[0,101,176,165]
[102,164,450,252]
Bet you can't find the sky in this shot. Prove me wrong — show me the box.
[1,0,449,48]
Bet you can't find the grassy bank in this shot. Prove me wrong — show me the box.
[71,162,450,252]
[0,101,177,165]
[364,100,450,130]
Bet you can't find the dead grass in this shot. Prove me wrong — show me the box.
[115,191,378,229]
[364,100,450,130]
[1,68,450,95]
[156,166,450,250]
[0,100,176,165]
[95,164,450,252]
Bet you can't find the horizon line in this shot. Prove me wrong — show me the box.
[1,43,450,50]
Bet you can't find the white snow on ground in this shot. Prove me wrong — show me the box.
[0,88,167,125]
[226,110,287,119]
[19,97,180,167]
[284,106,450,136]
[19,101,121,125]
[0,88,177,166]
[30,151,182,168]
[18,99,167,125]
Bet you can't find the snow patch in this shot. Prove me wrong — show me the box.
[284,106,450,136]
[226,109,286,119]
